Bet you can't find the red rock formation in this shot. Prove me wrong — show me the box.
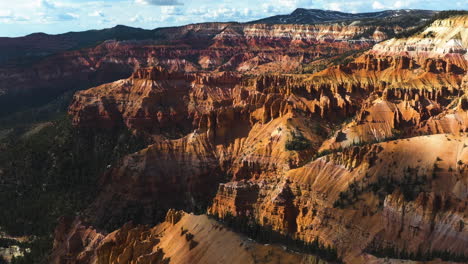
[68,66,357,226]
[414,73,468,135]
[67,64,468,263]
[304,16,468,151]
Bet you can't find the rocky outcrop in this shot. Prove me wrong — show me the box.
[68,66,374,134]
[86,132,222,228]
[68,66,353,227]
[414,95,468,135]
[414,73,468,135]
[319,92,442,150]
[209,16,468,262]
[372,16,468,57]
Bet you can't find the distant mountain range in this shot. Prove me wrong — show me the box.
[0,9,437,66]
[0,25,155,66]
[250,8,436,25]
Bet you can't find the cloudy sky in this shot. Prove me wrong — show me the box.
[0,0,466,37]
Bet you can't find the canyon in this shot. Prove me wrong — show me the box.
[0,9,467,264]
[0,16,425,115]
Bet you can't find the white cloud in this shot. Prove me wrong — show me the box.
[261,4,280,14]
[89,11,105,17]
[161,6,185,15]
[58,13,79,20]
[38,12,78,23]
[188,7,206,16]
[135,0,184,5]
[242,8,253,17]
[191,6,256,21]
[260,0,315,14]
[130,14,144,22]
[0,10,13,19]
[13,16,29,22]
[327,2,342,11]
[273,0,297,9]
[393,1,406,8]
[0,9,31,23]
[372,1,385,9]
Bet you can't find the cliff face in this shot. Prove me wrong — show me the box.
[52,15,468,264]
[67,66,358,134]
[372,16,468,58]
[68,66,367,227]
[312,15,468,151]
[414,73,468,135]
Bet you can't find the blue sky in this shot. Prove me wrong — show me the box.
[0,0,466,37]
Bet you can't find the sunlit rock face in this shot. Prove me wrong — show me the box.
[210,134,468,263]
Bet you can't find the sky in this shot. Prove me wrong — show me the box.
[0,0,466,37]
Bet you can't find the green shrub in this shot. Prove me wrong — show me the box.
[285,131,311,151]
[368,244,468,262]
[210,213,341,263]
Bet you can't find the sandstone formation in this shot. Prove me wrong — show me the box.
[68,66,349,227]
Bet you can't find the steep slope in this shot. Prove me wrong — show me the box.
[50,210,328,264]
[206,15,468,263]
[210,134,468,263]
